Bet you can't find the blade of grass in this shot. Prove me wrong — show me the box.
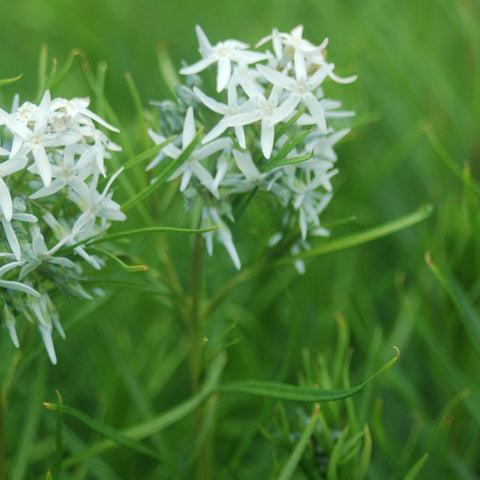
[425,252,480,358]
[50,391,63,480]
[61,353,226,468]
[10,357,47,480]
[0,74,23,88]
[218,348,399,402]
[277,404,320,480]
[402,453,429,480]
[276,204,433,266]
[43,403,164,462]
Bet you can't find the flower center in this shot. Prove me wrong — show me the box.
[294,81,309,96]
[216,43,232,59]
[260,101,275,118]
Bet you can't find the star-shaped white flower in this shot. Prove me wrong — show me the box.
[29,144,93,200]
[0,260,41,297]
[257,61,334,133]
[218,69,299,159]
[148,107,231,197]
[6,90,81,187]
[194,83,256,148]
[180,25,267,92]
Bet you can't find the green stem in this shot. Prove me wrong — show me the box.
[0,392,5,480]
[187,231,205,395]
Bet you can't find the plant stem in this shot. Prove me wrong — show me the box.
[0,392,5,480]
[187,231,205,395]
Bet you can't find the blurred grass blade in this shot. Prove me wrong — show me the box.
[11,358,47,480]
[424,125,480,195]
[355,424,372,480]
[0,74,23,88]
[62,354,226,467]
[36,44,48,102]
[157,42,180,95]
[44,403,164,462]
[51,390,63,480]
[327,426,350,480]
[124,72,149,147]
[277,405,320,480]
[402,453,429,480]
[218,348,399,401]
[277,204,433,265]
[48,49,83,93]
[426,253,480,357]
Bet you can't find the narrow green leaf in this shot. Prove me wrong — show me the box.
[44,403,164,462]
[48,49,82,92]
[264,151,314,172]
[424,125,480,195]
[89,225,218,245]
[355,424,372,480]
[61,354,226,467]
[277,405,320,480]
[402,453,429,480]
[0,74,23,88]
[90,247,147,272]
[263,128,311,172]
[123,138,176,170]
[50,390,63,480]
[426,253,480,357]
[11,358,47,480]
[157,42,180,96]
[277,204,433,266]
[275,106,307,139]
[218,348,399,402]
[327,426,350,480]
[36,44,49,102]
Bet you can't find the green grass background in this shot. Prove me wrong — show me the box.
[1,0,480,478]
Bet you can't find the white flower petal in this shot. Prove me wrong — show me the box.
[260,120,275,159]
[217,58,232,92]
[0,177,13,220]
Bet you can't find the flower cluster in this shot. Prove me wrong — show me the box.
[0,90,125,363]
[148,25,355,270]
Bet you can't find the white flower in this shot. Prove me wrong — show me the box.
[286,169,335,239]
[219,73,297,159]
[29,144,93,199]
[256,61,335,133]
[43,212,103,270]
[19,225,75,279]
[1,206,37,261]
[194,84,257,148]
[0,153,28,220]
[148,107,231,197]
[50,96,120,133]
[202,207,241,270]
[26,291,64,364]
[258,25,328,71]
[0,260,41,297]
[69,168,126,233]
[6,90,81,186]
[3,304,19,348]
[180,25,267,92]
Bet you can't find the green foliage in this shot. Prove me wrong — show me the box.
[1,0,479,479]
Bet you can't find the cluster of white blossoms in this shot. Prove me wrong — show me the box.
[148,25,356,271]
[0,90,125,363]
